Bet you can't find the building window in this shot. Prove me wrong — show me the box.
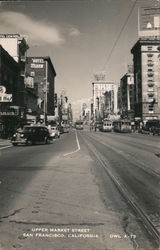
[147,68,153,72]
[147,46,153,51]
[148,73,154,77]
[147,54,153,58]
[148,93,154,98]
[148,84,154,92]
[30,72,35,77]
[147,63,153,67]
[148,105,154,112]
[147,59,153,63]
[148,98,154,102]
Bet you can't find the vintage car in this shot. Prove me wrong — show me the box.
[49,126,60,139]
[11,125,51,146]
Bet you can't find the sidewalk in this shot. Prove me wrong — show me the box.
[0,138,12,147]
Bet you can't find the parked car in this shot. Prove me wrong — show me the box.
[140,120,160,135]
[49,126,60,139]
[11,125,51,146]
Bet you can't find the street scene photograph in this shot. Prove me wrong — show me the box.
[0,0,160,249]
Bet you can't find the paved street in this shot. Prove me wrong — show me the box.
[0,129,159,249]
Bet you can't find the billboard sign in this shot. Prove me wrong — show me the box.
[139,7,160,37]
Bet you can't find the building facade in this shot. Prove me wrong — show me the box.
[0,45,24,137]
[120,72,134,119]
[25,57,56,122]
[131,38,160,122]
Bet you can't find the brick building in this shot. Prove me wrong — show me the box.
[25,57,56,122]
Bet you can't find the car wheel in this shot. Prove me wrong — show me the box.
[12,142,18,146]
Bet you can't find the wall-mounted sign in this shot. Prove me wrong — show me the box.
[0,111,17,116]
[0,94,12,102]
[31,63,44,68]
[0,34,20,38]
[25,76,34,88]
[139,7,160,37]
[0,86,6,94]
[0,85,12,102]
[32,58,44,63]
[127,74,134,85]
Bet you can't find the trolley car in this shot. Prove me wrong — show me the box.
[113,119,131,133]
[101,119,113,132]
[75,120,84,130]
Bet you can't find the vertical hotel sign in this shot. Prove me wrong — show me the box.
[138,6,160,38]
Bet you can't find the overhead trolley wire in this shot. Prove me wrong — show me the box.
[101,0,138,71]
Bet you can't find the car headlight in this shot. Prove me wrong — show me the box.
[20,134,24,138]
[13,134,16,137]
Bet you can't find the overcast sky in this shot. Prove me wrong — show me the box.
[0,0,159,116]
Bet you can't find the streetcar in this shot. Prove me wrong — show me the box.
[75,120,84,130]
[113,119,132,133]
[101,119,113,132]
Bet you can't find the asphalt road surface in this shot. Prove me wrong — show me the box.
[0,128,159,250]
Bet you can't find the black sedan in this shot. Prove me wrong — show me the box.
[11,125,51,146]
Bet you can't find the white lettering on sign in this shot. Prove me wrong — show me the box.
[0,34,20,38]
[0,112,16,116]
[32,59,44,63]
[0,94,12,102]
[31,64,44,68]
[0,86,6,94]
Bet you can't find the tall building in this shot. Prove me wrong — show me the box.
[25,57,56,121]
[0,45,23,137]
[92,72,115,120]
[131,39,160,122]
[131,6,160,122]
